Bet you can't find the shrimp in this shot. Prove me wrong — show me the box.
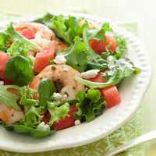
[15,22,56,40]
[0,103,24,124]
[16,22,67,51]
[30,64,84,100]
[31,38,52,49]
[51,39,67,51]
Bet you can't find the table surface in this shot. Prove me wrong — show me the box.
[0,0,155,155]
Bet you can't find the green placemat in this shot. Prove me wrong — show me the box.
[0,12,146,156]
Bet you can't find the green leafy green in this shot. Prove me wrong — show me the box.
[84,23,127,61]
[31,126,52,138]
[13,105,41,137]
[0,32,10,51]
[19,86,38,107]
[83,28,108,70]
[76,56,140,88]
[48,102,69,125]
[95,23,113,40]
[7,39,35,57]
[64,28,108,72]
[5,55,34,86]
[8,85,54,138]
[0,85,20,110]
[9,124,53,138]
[76,89,105,122]
[38,79,55,108]
[36,14,110,71]
[22,106,41,127]
[65,37,88,71]
[36,14,89,44]
[114,36,127,59]
[34,13,54,24]
[5,23,39,56]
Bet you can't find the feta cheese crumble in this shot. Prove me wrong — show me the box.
[81,69,100,79]
[37,122,50,131]
[74,120,81,126]
[53,92,67,101]
[54,54,66,64]
[53,92,62,101]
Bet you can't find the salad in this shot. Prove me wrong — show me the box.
[0,13,140,138]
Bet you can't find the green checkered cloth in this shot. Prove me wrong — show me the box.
[0,11,146,156]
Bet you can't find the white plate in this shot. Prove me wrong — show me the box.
[0,14,151,153]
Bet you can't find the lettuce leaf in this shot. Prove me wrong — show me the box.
[0,85,20,110]
[5,23,39,56]
[94,22,113,40]
[76,56,140,88]
[38,79,55,108]
[76,89,105,122]
[22,106,41,127]
[65,37,88,71]
[6,104,52,138]
[19,86,38,107]
[64,29,108,72]
[35,13,89,45]
[10,124,52,138]
[0,32,10,51]
[5,55,34,86]
[83,28,108,70]
[114,36,127,59]
[48,102,69,125]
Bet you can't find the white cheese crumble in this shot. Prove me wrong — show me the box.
[53,92,67,101]
[74,120,81,126]
[81,69,100,79]
[53,54,66,64]
[37,122,50,131]
[53,92,62,101]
